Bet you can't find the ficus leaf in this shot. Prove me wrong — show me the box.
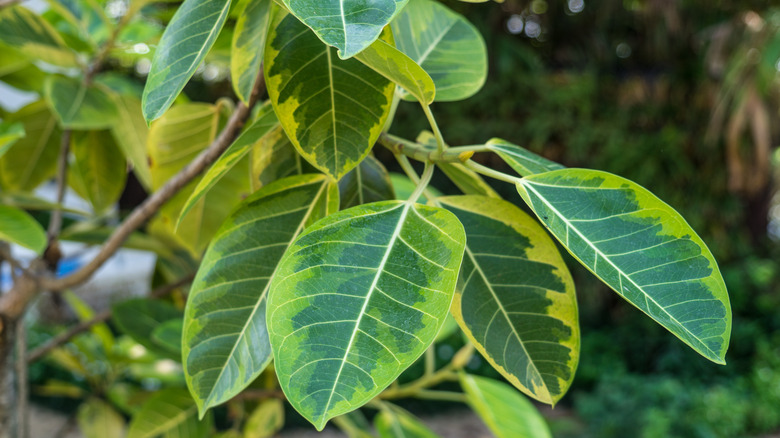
[127,388,212,438]
[339,155,396,209]
[517,169,731,364]
[0,6,78,67]
[374,404,440,438]
[44,75,119,130]
[68,130,127,214]
[0,205,47,254]
[77,398,125,438]
[486,138,564,177]
[0,121,24,160]
[0,101,61,192]
[231,0,272,103]
[355,36,436,105]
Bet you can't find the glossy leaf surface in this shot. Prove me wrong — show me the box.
[142,0,232,121]
[184,174,338,414]
[127,388,212,438]
[268,200,466,430]
[0,101,61,192]
[440,196,578,404]
[486,138,564,177]
[0,205,47,253]
[460,374,551,438]
[339,155,395,209]
[355,37,435,105]
[44,76,118,129]
[265,11,394,180]
[281,0,409,59]
[0,6,78,66]
[231,0,271,103]
[517,169,731,363]
[68,130,126,214]
[392,0,487,101]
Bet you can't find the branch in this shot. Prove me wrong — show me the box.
[0,0,21,9]
[45,131,71,249]
[41,71,265,292]
[377,133,476,163]
[27,274,194,363]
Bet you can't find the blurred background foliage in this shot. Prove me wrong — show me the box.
[10,0,780,436]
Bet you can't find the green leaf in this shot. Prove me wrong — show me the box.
[375,405,440,438]
[516,169,731,363]
[251,125,311,190]
[0,101,61,192]
[110,94,153,189]
[44,75,119,129]
[149,103,251,255]
[142,0,232,122]
[355,36,435,105]
[177,104,279,228]
[0,6,78,67]
[231,0,271,103]
[0,205,46,253]
[460,374,552,438]
[267,200,466,430]
[0,121,24,159]
[339,155,395,209]
[68,130,127,214]
[77,398,126,438]
[265,11,394,180]
[439,196,579,405]
[281,0,409,59]
[183,174,338,414]
[151,318,184,357]
[392,0,487,102]
[127,388,212,438]
[112,299,183,358]
[63,291,115,355]
[244,398,284,438]
[486,139,564,177]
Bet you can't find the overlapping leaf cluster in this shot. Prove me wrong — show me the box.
[0,0,732,435]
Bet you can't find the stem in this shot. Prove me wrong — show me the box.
[378,133,476,163]
[395,155,438,203]
[413,390,467,403]
[46,131,71,246]
[421,105,445,153]
[15,322,27,438]
[424,345,435,377]
[379,343,473,400]
[465,160,522,185]
[407,163,434,204]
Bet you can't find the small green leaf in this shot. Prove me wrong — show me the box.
[0,101,61,192]
[128,388,212,438]
[77,398,126,438]
[0,205,46,253]
[440,196,579,405]
[177,104,279,228]
[112,299,183,358]
[44,75,119,129]
[375,404,440,438]
[517,169,731,363]
[392,0,487,102]
[68,130,127,214]
[0,121,24,159]
[268,200,466,430]
[142,0,232,122]
[339,155,395,209]
[265,10,394,180]
[0,6,78,67]
[231,0,272,103]
[486,138,564,177]
[110,94,152,189]
[460,374,552,438]
[281,0,409,59]
[184,174,338,414]
[244,398,284,438]
[355,36,435,105]
[151,318,184,357]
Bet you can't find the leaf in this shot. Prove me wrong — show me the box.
[267,200,466,430]
[0,121,24,159]
[0,101,61,192]
[142,0,232,122]
[244,399,284,438]
[231,0,271,103]
[339,155,395,209]
[516,169,731,363]
[355,37,435,105]
[460,374,552,438]
[63,291,115,355]
[0,205,46,253]
[151,318,184,357]
[44,75,119,129]
[149,103,251,255]
[177,104,279,228]
[127,388,212,438]
[281,0,409,59]
[392,0,487,102]
[375,405,439,438]
[0,6,78,67]
[439,196,579,405]
[265,11,394,180]
[77,398,126,438]
[183,174,338,414]
[486,138,564,177]
[251,125,311,190]
[110,94,152,189]
[112,299,183,358]
[68,130,127,214]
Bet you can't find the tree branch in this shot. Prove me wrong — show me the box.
[27,274,194,363]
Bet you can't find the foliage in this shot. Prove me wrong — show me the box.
[0,0,748,436]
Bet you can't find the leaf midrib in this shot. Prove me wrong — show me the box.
[521,180,719,359]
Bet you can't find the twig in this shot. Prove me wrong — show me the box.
[26,274,194,363]
[14,322,28,438]
[0,0,21,9]
[40,71,265,292]
[230,388,285,401]
[46,131,72,247]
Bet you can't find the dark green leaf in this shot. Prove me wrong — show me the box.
[231,0,271,103]
[112,299,183,358]
[339,155,395,209]
[44,75,119,129]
